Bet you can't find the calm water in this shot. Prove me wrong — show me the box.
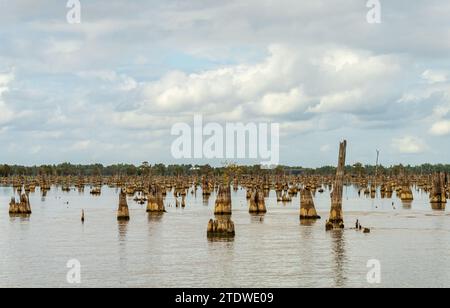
[0,185,449,288]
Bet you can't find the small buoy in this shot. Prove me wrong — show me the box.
[81,209,85,223]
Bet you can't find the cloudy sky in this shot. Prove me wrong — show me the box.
[1,0,450,167]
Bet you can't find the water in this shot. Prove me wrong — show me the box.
[0,185,449,288]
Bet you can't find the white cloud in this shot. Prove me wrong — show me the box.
[322,49,360,72]
[0,70,15,125]
[2,1,450,165]
[134,45,403,122]
[140,45,300,113]
[77,70,138,91]
[309,89,362,113]
[430,120,450,136]
[251,87,309,116]
[279,119,324,136]
[0,71,14,94]
[422,70,447,84]
[391,136,427,154]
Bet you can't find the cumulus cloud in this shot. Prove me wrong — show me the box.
[391,136,428,154]
[430,121,450,136]
[128,45,406,125]
[422,70,447,84]
[1,1,450,165]
[77,70,138,91]
[0,70,15,125]
[251,87,309,116]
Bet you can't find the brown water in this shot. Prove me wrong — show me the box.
[0,185,449,288]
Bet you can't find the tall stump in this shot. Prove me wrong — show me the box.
[207,184,235,238]
[326,140,346,230]
[300,188,320,220]
[117,189,130,221]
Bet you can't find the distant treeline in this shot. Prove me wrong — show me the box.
[1,162,450,177]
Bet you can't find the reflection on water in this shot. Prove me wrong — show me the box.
[9,214,31,223]
[207,236,236,244]
[329,230,347,287]
[431,203,446,211]
[0,184,449,287]
[402,201,413,209]
[250,214,265,224]
[202,194,210,206]
[118,220,128,241]
[148,213,164,223]
[300,219,317,227]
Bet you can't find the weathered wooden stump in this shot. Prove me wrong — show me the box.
[326,140,346,230]
[9,193,32,215]
[207,215,235,238]
[249,188,267,214]
[214,185,232,215]
[430,172,447,205]
[117,189,130,221]
[300,187,320,220]
[208,184,235,238]
[146,184,166,213]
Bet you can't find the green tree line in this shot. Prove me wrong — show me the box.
[1,162,450,177]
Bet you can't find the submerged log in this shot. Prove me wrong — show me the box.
[300,188,320,220]
[117,189,130,221]
[326,140,346,230]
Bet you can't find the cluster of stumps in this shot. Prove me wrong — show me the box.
[9,139,449,239]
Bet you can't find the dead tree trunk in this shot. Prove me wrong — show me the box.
[430,172,447,208]
[117,189,130,221]
[300,188,320,220]
[208,184,235,238]
[326,140,346,230]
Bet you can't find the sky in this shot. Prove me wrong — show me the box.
[1,0,450,167]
